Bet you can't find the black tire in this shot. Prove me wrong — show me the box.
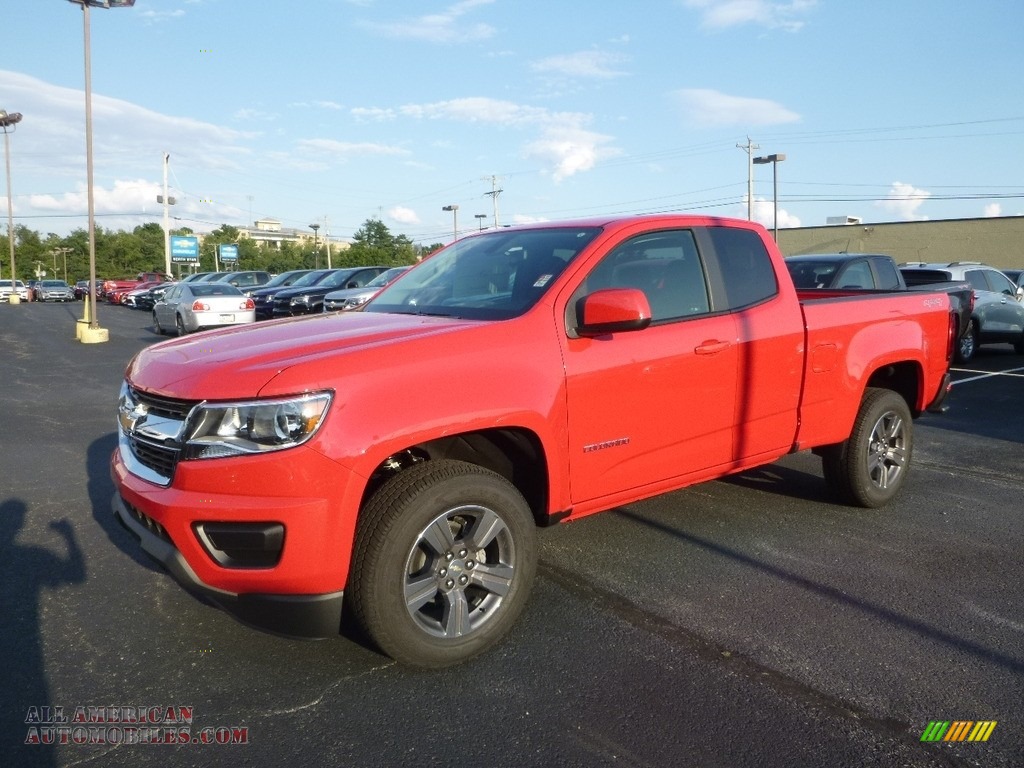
[347,459,537,668]
[821,388,913,508]
[153,312,165,335]
[1014,331,1024,355]
[955,319,977,363]
[175,315,187,336]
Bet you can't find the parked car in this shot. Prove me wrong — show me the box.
[179,272,215,283]
[252,269,332,320]
[152,282,256,335]
[1003,268,1024,291]
[34,279,76,302]
[0,279,29,302]
[75,279,104,301]
[323,266,411,312]
[110,280,164,306]
[210,270,272,295]
[133,282,176,312]
[785,253,905,290]
[900,261,1024,361]
[271,266,389,317]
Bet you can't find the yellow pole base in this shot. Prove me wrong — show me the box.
[80,325,109,344]
[75,319,89,340]
[8,294,21,304]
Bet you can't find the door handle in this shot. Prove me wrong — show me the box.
[695,340,732,355]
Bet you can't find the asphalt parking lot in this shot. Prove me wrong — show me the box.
[2,301,1022,767]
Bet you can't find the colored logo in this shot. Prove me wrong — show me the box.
[920,720,996,742]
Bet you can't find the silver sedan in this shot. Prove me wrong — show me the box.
[153,282,256,335]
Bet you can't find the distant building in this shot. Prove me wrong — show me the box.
[825,215,863,225]
[237,218,348,255]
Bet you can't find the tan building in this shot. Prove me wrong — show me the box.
[776,216,1024,270]
[238,218,349,255]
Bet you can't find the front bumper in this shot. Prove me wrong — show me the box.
[111,441,363,640]
[113,492,344,638]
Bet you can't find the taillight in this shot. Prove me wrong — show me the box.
[192,300,210,311]
[947,311,957,362]
[243,299,255,310]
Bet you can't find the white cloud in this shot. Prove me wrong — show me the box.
[351,107,397,122]
[684,0,817,32]
[359,0,496,43]
[523,126,622,182]
[388,206,420,225]
[750,196,800,228]
[983,203,1002,218]
[313,101,343,111]
[673,88,799,127]
[296,139,411,158]
[530,51,630,80]
[391,96,619,181]
[876,182,930,221]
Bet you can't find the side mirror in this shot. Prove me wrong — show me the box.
[575,288,652,337]
[1016,286,1024,302]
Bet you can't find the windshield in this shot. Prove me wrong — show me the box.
[292,269,332,287]
[366,227,600,320]
[367,267,407,288]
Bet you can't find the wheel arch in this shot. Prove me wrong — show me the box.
[865,361,923,416]
[360,427,555,527]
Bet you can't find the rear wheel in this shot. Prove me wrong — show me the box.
[347,459,537,668]
[153,312,165,335]
[955,319,977,363]
[1014,330,1024,355]
[822,388,913,508]
[175,315,187,336]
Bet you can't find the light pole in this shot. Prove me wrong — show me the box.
[67,0,136,341]
[53,247,73,281]
[1,109,22,301]
[474,213,487,231]
[309,223,320,268]
[442,204,459,242]
[753,153,786,241]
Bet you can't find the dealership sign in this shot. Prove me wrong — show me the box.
[170,236,200,263]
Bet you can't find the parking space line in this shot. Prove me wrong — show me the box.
[950,365,1024,385]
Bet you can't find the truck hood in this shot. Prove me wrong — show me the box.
[127,312,481,399]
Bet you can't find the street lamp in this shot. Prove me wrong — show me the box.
[753,153,786,241]
[309,223,320,268]
[1,109,22,302]
[474,213,487,231]
[53,246,73,281]
[442,204,459,241]
[67,0,136,341]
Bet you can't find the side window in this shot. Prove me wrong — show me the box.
[965,270,989,292]
[575,230,709,323]
[983,269,1015,295]
[704,227,778,310]
[872,258,901,290]
[836,261,873,289]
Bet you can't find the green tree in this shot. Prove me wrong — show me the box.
[344,219,418,267]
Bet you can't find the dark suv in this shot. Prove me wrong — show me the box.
[271,266,388,317]
[900,261,1024,361]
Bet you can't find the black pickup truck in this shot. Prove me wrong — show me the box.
[785,253,974,361]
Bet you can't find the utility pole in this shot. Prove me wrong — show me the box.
[736,137,759,221]
[323,215,331,268]
[157,152,175,275]
[482,175,503,228]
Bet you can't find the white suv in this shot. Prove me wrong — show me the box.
[900,262,1024,362]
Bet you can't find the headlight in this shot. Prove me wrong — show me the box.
[290,294,311,305]
[182,392,332,460]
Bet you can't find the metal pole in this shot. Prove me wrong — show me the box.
[163,152,171,274]
[772,161,779,242]
[3,129,14,289]
[82,2,100,329]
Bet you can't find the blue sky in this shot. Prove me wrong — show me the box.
[2,0,1023,246]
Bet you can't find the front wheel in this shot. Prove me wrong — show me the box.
[821,388,913,508]
[347,459,537,668]
[175,315,187,336]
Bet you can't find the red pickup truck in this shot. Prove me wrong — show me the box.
[102,271,174,303]
[112,215,954,667]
